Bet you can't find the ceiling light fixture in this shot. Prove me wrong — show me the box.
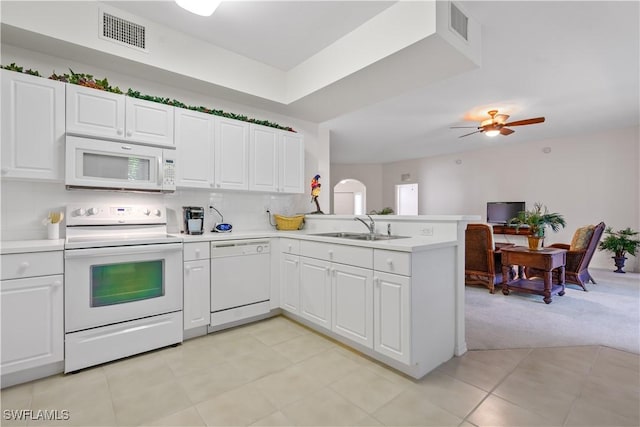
[485,129,500,137]
[175,0,221,16]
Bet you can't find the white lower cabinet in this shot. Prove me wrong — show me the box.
[373,271,411,364]
[281,253,300,314]
[183,242,210,331]
[332,264,373,348]
[299,257,332,329]
[1,250,63,376]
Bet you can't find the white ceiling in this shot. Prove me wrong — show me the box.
[96,1,640,163]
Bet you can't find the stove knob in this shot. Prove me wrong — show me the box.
[75,208,86,216]
[142,208,151,216]
[153,209,162,217]
[87,207,98,216]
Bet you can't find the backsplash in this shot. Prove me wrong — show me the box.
[0,180,310,241]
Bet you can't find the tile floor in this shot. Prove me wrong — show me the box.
[1,316,638,426]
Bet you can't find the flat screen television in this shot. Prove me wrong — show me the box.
[486,202,526,225]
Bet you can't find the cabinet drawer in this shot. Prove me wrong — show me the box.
[280,238,300,255]
[183,242,210,261]
[300,241,372,269]
[374,250,411,276]
[1,251,63,280]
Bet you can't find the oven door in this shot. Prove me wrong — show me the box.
[64,242,183,332]
[65,135,171,192]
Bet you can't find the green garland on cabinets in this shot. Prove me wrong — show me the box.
[1,63,296,132]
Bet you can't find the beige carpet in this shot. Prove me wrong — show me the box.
[465,268,640,354]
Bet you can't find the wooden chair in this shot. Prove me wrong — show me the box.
[526,222,605,291]
[465,224,514,293]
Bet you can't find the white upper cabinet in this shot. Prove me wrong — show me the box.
[279,131,305,194]
[1,70,65,181]
[124,97,174,147]
[66,85,174,147]
[66,84,125,140]
[214,117,249,190]
[174,108,215,188]
[249,124,305,194]
[249,124,278,192]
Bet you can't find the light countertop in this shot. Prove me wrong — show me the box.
[1,239,65,254]
[178,230,457,253]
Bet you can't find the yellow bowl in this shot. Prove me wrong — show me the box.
[274,214,305,230]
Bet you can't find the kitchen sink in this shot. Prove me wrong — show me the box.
[312,232,410,241]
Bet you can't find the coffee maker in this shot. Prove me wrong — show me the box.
[182,206,204,235]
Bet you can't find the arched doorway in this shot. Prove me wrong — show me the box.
[333,179,366,215]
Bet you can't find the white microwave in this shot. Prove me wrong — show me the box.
[65,136,176,192]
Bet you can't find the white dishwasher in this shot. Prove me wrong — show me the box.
[210,239,271,327]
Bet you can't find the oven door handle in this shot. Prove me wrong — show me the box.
[65,243,183,258]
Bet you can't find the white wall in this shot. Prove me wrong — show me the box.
[0,45,329,239]
[331,163,383,213]
[380,127,640,272]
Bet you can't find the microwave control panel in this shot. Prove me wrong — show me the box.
[163,158,176,189]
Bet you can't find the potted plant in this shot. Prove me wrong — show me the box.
[509,202,566,250]
[598,227,640,273]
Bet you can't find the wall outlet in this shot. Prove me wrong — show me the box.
[421,226,434,236]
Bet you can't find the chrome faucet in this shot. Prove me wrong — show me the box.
[354,215,375,234]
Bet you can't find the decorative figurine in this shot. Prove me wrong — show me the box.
[310,174,323,214]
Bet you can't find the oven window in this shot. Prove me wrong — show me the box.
[91,260,164,307]
[83,153,151,181]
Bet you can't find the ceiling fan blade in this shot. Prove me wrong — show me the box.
[503,117,545,127]
[500,127,515,136]
[450,126,479,129]
[458,130,483,138]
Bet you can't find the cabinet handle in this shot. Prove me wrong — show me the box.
[216,184,221,188]
[185,265,191,272]
[19,261,30,269]
[126,130,133,137]
[294,259,299,265]
[52,280,62,288]
[117,128,124,135]
[325,266,330,274]
[195,249,200,257]
[386,258,393,266]
[374,277,380,287]
[1,168,7,175]
[288,244,292,251]
[328,250,333,258]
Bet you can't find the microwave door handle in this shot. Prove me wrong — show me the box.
[158,156,163,187]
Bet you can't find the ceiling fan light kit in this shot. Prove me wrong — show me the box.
[175,0,221,16]
[452,109,545,138]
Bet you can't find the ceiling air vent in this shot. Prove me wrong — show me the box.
[101,11,147,51]
[449,2,469,41]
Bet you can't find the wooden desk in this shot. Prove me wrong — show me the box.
[501,246,567,304]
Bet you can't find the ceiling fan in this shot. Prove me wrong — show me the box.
[452,110,545,138]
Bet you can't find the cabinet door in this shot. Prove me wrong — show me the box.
[214,117,249,190]
[66,84,125,139]
[299,257,331,329]
[1,70,65,181]
[125,97,175,147]
[175,109,215,188]
[249,124,278,192]
[332,264,373,348]
[1,275,63,374]
[183,259,210,330]
[281,253,300,314]
[279,132,305,194]
[374,271,411,364]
